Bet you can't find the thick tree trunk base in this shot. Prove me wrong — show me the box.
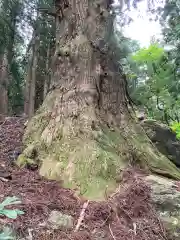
[17,91,180,200]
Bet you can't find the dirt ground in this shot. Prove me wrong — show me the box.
[0,117,168,240]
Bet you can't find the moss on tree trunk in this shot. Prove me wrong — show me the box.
[17,0,180,200]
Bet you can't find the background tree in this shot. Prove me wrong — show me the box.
[0,0,24,115]
[124,0,180,125]
[0,0,55,117]
[128,43,180,124]
[23,0,55,118]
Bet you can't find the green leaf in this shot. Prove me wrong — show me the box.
[0,197,22,208]
[0,209,24,219]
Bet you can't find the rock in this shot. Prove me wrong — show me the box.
[92,229,108,240]
[47,211,74,230]
[9,149,22,162]
[145,174,180,239]
[141,119,180,167]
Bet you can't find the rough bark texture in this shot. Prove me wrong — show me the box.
[24,54,33,116]
[0,52,9,115]
[18,0,180,200]
[44,43,51,99]
[28,32,39,118]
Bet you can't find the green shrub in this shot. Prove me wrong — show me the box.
[171,122,180,139]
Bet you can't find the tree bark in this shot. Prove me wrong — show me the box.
[43,43,51,99]
[0,52,9,115]
[18,0,180,200]
[24,11,40,119]
[24,53,33,116]
[0,0,20,115]
[28,34,39,118]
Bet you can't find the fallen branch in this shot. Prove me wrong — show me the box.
[74,200,89,232]
[109,224,117,240]
[133,222,137,235]
[27,228,33,240]
[0,176,9,182]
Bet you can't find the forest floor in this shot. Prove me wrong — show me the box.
[0,117,169,240]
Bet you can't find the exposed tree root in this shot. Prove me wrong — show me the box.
[17,94,180,200]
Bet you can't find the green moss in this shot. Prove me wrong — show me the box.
[124,123,180,179]
[21,111,180,200]
[16,154,36,168]
[23,111,50,145]
[36,127,130,200]
[16,154,27,167]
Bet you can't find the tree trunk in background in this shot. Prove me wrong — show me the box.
[19,0,180,200]
[0,53,9,115]
[28,35,39,118]
[24,54,33,116]
[0,0,18,116]
[43,43,51,99]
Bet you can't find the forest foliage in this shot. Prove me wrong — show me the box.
[0,0,180,126]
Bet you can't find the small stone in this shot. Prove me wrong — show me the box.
[92,229,108,240]
[47,211,74,230]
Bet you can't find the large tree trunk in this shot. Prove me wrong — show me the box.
[18,0,180,200]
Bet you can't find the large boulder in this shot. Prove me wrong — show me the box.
[145,174,180,239]
[141,119,180,167]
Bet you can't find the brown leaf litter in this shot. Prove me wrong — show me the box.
[0,117,169,240]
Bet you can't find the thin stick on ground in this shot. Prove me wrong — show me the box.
[74,200,89,232]
[0,176,9,182]
[109,224,117,240]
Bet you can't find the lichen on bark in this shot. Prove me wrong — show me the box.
[18,0,180,200]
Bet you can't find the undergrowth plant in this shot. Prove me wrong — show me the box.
[171,122,180,139]
[0,196,24,240]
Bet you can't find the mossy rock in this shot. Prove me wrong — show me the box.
[141,120,180,168]
[16,154,36,168]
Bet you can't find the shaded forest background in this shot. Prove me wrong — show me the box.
[1,0,180,134]
[0,0,180,129]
